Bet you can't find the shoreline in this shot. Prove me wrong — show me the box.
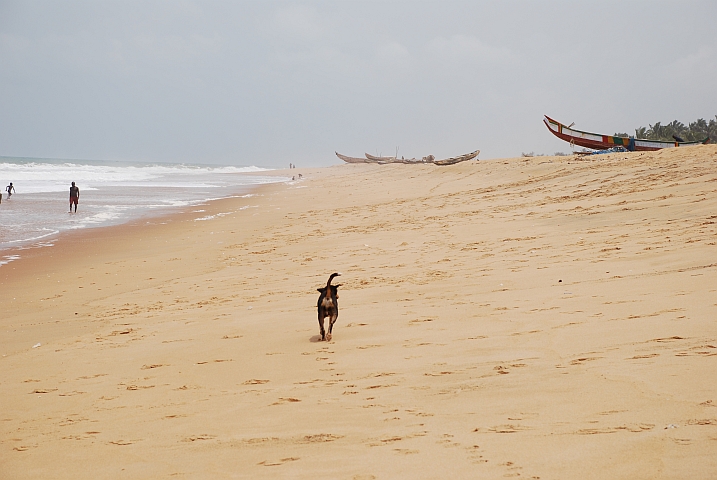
[0,164,316,275]
[2,150,716,478]
[0,167,297,266]
[0,159,287,259]
[0,166,321,356]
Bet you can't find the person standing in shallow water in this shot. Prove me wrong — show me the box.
[6,182,15,199]
[69,182,79,213]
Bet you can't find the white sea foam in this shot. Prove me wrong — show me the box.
[0,157,288,257]
[0,255,20,266]
[4,228,59,245]
[0,160,269,194]
[194,212,233,221]
[18,241,55,250]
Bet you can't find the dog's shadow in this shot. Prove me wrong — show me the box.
[309,335,323,343]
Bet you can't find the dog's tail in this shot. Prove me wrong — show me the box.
[326,272,341,289]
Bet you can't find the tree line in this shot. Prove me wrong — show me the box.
[615,116,717,143]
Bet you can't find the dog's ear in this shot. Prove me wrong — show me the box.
[317,287,326,293]
[334,284,342,289]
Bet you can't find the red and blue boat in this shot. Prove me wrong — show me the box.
[544,115,710,151]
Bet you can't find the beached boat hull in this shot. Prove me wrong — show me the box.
[544,115,709,151]
[335,152,369,163]
[433,150,480,165]
[364,153,396,162]
[337,150,478,165]
[364,153,436,164]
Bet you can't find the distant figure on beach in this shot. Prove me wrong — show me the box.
[69,182,80,213]
[6,182,15,198]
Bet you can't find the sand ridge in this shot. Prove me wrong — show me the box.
[1,146,717,478]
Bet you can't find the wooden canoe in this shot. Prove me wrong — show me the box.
[365,153,436,164]
[337,150,477,165]
[398,155,435,164]
[543,115,710,151]
[335,152,369,163]
[364,153,397,163]
[432,150,480,165]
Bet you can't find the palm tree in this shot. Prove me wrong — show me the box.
[635,116,716,143]
[646,122,664,140]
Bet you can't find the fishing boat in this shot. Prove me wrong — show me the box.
[336,150,478,165]
[398,154,435,164]
[543,115,710,151]
[335,152,370,163]
[432,149,480,165]
[365,153,436,164]
[364,153,397,163]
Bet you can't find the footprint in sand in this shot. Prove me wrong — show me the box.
[196,359,232,364]
[243,379,269,385]
[183,434,216,442]
[30,388,58,394]
[258,457,300,466]
[627,354,659,359]
[108,440,135,446]
[368,436,404,447]
[300,434,343,443]
[474,424,531,434]
[569,357,602,365]
[141,364,168,370]
[394,448,419,455]
[270,397,301,405]
[58,390,86,397]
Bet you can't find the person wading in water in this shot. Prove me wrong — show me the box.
[69,182,80,213]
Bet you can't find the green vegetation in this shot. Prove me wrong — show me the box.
[616,116,717,142]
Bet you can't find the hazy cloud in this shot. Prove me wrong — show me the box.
[1,1,716,166]
[426,34,514,64]
[375,41,410,67]
[268,4,325,41]
[667,47,715,80]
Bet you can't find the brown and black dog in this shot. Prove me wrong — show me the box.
[317,272,341,341]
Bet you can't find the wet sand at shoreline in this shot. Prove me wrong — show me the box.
[2,147,717,478]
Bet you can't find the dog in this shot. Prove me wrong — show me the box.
[317,272,341,341]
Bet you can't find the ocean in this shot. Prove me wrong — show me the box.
[0,157,286,265]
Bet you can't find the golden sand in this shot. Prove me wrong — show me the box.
[2,145,717,478]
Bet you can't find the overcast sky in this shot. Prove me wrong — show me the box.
[1,1,716,167]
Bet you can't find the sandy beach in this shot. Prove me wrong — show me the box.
[2,146,717,479]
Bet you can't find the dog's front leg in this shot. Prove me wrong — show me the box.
[318,313,326,341]
[328,313,338,340]
[326,315,338,342]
